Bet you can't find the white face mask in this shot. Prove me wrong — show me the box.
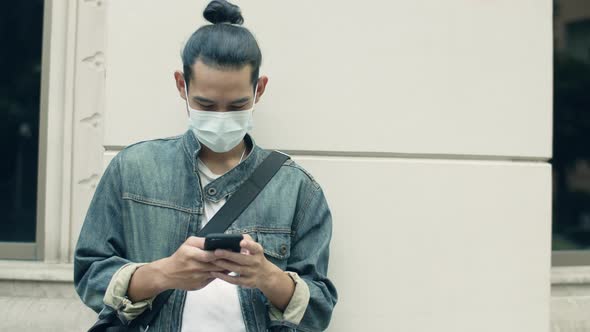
[184,81,257,153]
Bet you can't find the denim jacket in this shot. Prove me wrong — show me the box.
[73,131,338,331]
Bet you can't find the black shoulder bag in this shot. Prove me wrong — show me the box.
[88,151,290,332]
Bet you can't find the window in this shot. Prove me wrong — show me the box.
[0,1,44,251]
[552,0,590,265]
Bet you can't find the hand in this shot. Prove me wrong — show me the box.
[210,234,278,289]
[157,236,228,291]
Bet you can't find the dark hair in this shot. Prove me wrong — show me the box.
[182,0,262,89]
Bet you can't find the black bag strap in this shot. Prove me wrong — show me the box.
[132,150,290,330]
[198,150,290,235]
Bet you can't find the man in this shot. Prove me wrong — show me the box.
[74,1,337,331]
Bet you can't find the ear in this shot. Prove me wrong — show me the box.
[254,75,269,103]
[174,70,187,101]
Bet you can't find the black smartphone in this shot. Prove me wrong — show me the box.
[204,233,244,252]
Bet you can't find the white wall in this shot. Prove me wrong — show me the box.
[104,0,552,158]
[98,0,553,331]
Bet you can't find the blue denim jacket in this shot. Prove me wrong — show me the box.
[74,131,338,331]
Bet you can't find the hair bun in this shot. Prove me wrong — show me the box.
[203,0,244,25]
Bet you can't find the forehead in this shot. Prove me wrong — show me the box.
[189,60,252,93]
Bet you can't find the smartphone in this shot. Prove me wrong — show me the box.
[204,233,244,252]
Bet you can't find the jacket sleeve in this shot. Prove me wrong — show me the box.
[268,185,338,331]
[268,271,311,324]
[73,153,152,322]
[103,262,156,321]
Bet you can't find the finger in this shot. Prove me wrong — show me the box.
[194,272,216,282]
[240,239,263,256]
[240,234,256,255]
[210,272,243,286]
[200,264,229,273]
[214,249,253,265]
[192,248,217,263]
[185,236,205,249]
[212,259,246,275]
[188,260,225,272]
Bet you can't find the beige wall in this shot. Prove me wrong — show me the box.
[1,0,571,331]
[104,0,552,158]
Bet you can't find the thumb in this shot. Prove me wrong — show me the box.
[185,236,205,249]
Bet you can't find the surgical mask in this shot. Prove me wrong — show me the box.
[185,82,257,153]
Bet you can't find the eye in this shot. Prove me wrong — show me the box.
[197,103,215,110]
[230,103,249,110]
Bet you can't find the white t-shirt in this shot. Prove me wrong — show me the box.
[180,158,247,332]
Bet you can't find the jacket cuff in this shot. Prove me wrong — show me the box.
[268,271,310,325]
[103,262,156,322]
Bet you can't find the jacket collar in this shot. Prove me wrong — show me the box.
[182,130,268,202]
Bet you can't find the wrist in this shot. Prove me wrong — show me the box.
[259,261,286,294]
[258,261,296,311]
[150,258,172,292]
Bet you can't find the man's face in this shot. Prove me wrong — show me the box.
[179,60,262,113]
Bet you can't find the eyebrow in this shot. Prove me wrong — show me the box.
[193,96,251,105]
